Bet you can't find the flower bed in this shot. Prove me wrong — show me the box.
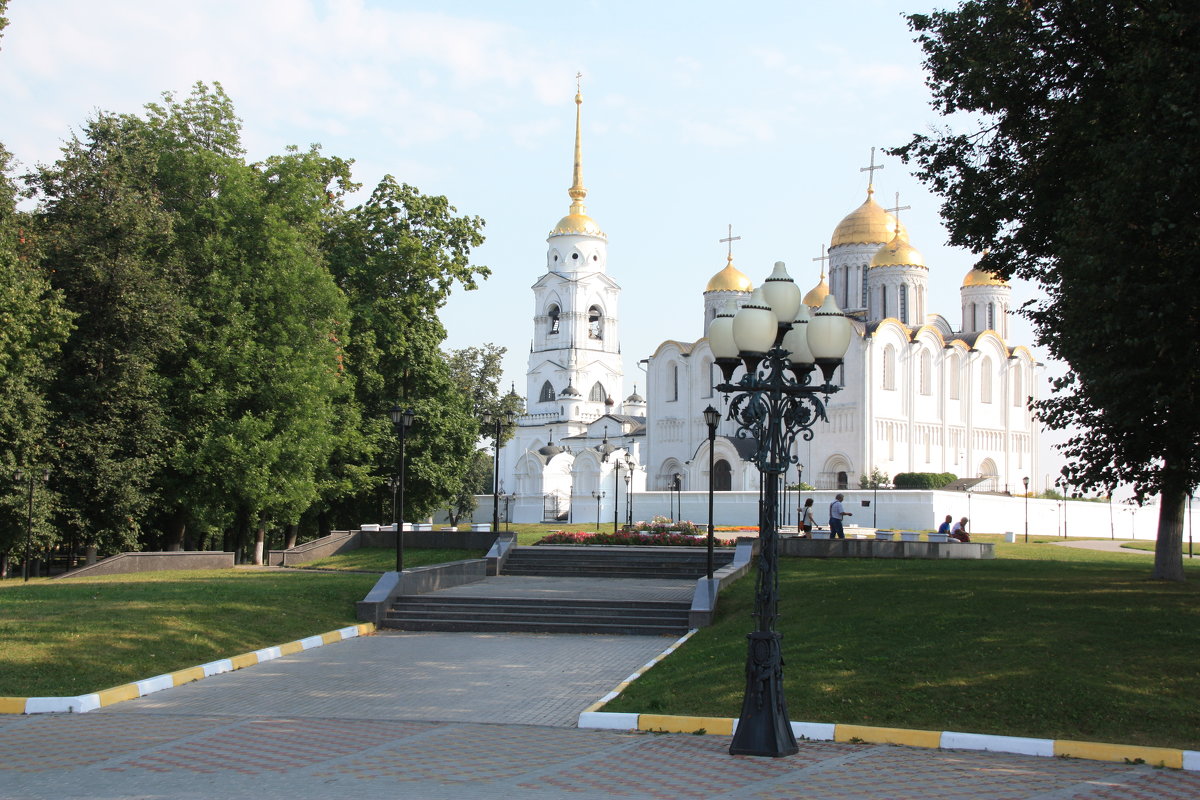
[534,530,736,547]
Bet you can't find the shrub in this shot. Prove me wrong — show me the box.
[893,472,958,490]
[534,530,736,547]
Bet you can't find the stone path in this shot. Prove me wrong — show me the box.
[3,629,1198,799]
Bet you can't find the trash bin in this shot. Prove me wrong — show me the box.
[1004,531,1016,543]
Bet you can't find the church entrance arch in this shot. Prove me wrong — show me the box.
[543,491,569,522]
[713,459,732,491]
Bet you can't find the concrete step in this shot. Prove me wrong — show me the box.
[383,595,691,636]
[502,546,734,578]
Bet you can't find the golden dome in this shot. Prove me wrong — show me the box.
[962,267,1008,287]
[802,274,830,308]
[871,230,925,268]
[551,213,605,238]
[830,187,907,247]
[705,254,753,293]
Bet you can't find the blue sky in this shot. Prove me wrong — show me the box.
[0,0,1069,486]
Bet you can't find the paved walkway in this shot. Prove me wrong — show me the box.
[3,629,1199,799]
[1049,539,1155,554]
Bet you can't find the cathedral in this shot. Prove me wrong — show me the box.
[498,90,1039,524]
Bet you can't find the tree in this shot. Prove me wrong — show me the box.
[859,467,890,490]
[891,0,1200,580]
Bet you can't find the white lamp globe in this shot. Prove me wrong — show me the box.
[732,288,778,355]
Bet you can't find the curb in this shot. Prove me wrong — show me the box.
[577,631,1200,772]
[0,623,375,715]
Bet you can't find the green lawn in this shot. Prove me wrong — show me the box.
[1121,540,1200,557]
[604,542,1200,750]
[0,570,376,697]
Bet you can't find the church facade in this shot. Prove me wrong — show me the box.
[499,93,1039,524]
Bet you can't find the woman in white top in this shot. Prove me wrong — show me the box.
[800,498,815,536]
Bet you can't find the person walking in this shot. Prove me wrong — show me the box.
[829,494,851,539]
[800,498,815,536]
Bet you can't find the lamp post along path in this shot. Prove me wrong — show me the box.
[389,405,415,573]
[710,261,853,758]
[703,405,721,581]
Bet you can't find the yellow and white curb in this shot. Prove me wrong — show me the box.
[0,623,375,715]
[577,630,1200,772]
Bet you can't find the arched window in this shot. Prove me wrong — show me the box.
[880,286,888,319]
[949,353,961,399]
[589,381,606,402]
[987,303,996,330]
[882,344,896,391]
[837,471,849,490]
[713,460,732,491]
[700,357,713,398]
[588,305,603,340]
[899,285,909,324]
[919,349,932,396]
[547,305,560,335]
[971,303,978,331]
[1012,363,1023,407]
[539,381,555,402]
[670,363,679,401]
[981,356,993,403]
[860,268,868,310]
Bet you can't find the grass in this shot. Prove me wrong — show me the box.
[1121,540,1200,557]
[299,546,487,572]
[0,569,377,697]
[604,542,1200,750]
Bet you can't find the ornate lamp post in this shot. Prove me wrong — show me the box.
[591,490,605,532]
[482,411,515,533]
[672,473,682,522]
[611,458,624,533]
[703,405,721,580]
[708,261,853,758]
[1023,476,1030,543]
[389,405,415,573]
[503,492,517,531]
[14,468,49,582]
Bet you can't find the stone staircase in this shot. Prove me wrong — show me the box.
[380,545,736,636]
[499,545,735,579]
[383,595,691,635]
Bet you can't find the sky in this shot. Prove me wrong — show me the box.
[0,0,1072,487]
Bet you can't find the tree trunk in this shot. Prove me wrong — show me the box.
[233,508,250,565]
[0,551,8,579]
[284,523,298,550]
[253,522,266,566]
[165,508,187,552]
[1153,473,1187,581]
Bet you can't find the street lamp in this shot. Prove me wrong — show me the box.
[672,473,682,522]
[14,468,50,582]
[1022,476,1030,543]
[591,490,605,532]
[388,404,415,573]
[503,492,517,531]
[708,260,853,758]
[625,456,635,526]
[703,405,721,580]
[482,410,516,533]
[611,458,623,533]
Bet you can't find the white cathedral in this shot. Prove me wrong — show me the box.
[497,89,1039,524]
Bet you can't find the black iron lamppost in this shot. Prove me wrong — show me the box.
[611,459,623,533]
[703,405,721,580]
[591,490,605,532]
[482,411,515,533]
[672,473,682,522]
[708,261,853,758]
[1023,476,1030,543]
[389,404,415,573]
[503,492,517,531]
[14,468,49,582]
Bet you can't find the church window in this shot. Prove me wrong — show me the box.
[919,350,932,396]
[701,358,713,398]
[539,381,556,402]
[589,382,607,402]
[548,305,560,335]
[1012,364,1023,407]
[592,255,599,261]
[882,344,896,391]
[588,305,603,340]
[670,363,679,401]
[860,269,867,310]
[713,460,732,492]
[949,353,961,400]
[987,303,996,330]
[880,286,888,319]
[572,253,579,260]
[971,303,978,331]
[837,471,849,490]
[981,357,993,403]
[899,285,908,324]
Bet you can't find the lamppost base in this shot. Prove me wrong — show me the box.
[728,631,798,758]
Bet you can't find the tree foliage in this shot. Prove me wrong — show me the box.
[891,0,1200,580]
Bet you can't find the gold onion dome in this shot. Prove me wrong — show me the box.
[871,230,925,268]
[705,254,754,293]
[962,267,1009,287]
[549,84,606,239]
[830,187,907,247]
[803,272,831,308]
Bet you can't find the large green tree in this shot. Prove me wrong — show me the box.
[892,0,1200,580]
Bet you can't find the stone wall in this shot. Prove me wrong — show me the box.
[55,551,235,579]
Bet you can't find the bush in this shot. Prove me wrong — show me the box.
[534,530,736,547]
[893,472,958,490]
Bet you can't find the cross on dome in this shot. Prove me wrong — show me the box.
[860,146,884,193]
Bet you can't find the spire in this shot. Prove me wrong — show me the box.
[568,72,587,216]
[860,146,884,195]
